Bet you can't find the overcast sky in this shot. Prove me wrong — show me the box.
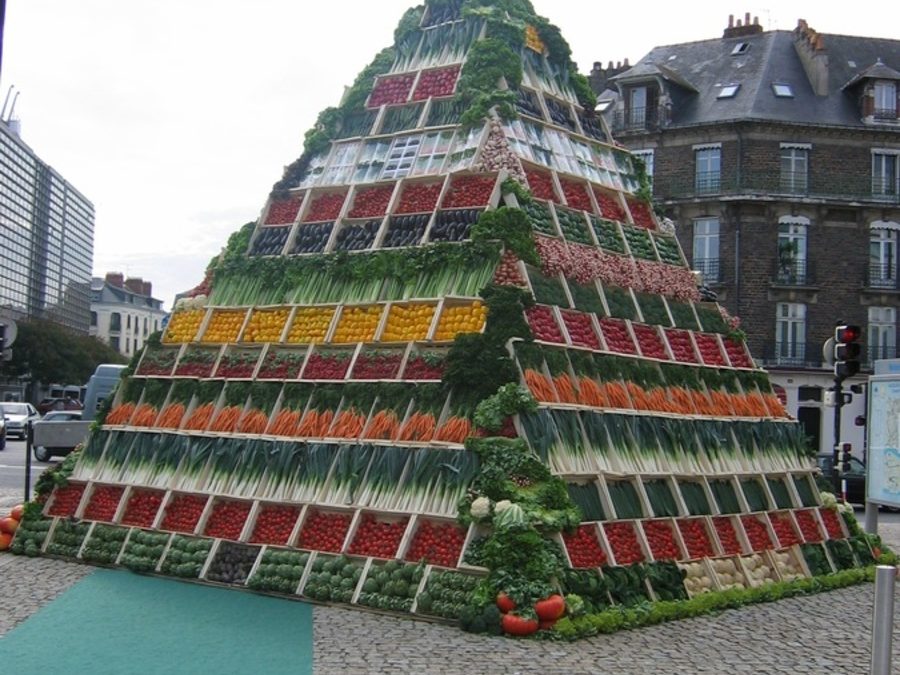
[3,1,898,309]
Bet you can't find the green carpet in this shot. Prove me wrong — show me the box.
[0,570,314,675]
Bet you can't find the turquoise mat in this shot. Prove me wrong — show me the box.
[0,569,314,675]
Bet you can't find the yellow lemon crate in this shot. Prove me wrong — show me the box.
[428,297,487,343]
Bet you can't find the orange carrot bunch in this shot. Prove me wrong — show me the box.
[397,412,436,442]
[209,405,242,432]
[268,409,301,436]
[524,369,557,402]
[329,410,367,439]
[709,391,735,416]
[238,409,270,434]
[130,403,159,427]
[106,402,137,425]
[363,410,401,440]
[603,381,631,409]
[184,403,215,431]
[577,377,607,407]
[553,374,579,403]
[156,403,187,429]
[296,409,334,438]
[668,386,696,414]
[434,417,472,444]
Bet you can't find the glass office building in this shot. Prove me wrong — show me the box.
[0,119,94,333]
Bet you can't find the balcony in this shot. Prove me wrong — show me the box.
[657,171,900,204]
[772,259,814,286]
[692,258,722,284]
[778,171,808,195]
[611,106,663,133]
[873,108,899,122]
[761,342,822,369]
[866,344,900,367]
[865,263,899,290]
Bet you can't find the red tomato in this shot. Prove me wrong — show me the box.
[501,613,539,636]
[0,517,19,535]
[0,532,11,551]
[534,594,566,621]
[10,504,24,522]
[496,592,516,614]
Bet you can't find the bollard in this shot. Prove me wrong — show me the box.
[24,420,33,501]
[870,565,896,675]
[865,500,879,535]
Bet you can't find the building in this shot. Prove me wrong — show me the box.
[91,273,166,358]
[0,117,95,332]
[594,15,900,455]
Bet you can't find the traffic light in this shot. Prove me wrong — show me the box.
[840,442,852,473]
[833,324,861,381]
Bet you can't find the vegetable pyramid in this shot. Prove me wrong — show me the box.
[17,0,874,637]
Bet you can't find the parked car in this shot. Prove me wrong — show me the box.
[37,397,84,415]
[0,402,40,440]
[0,415,5,450]
[32,410,84,461]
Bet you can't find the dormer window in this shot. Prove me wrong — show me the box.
[874,81,898,120]
[731,43,750,56]
[717,84,740,99]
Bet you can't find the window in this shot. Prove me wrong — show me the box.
[872,151,899,196]
[90,311,97,327]
[717,84,740,99]
[775,303,806,365]
[874,81,897,120]
[692,217,720,282]
[868,307,896,362]
[110,312,121,332]
[780,145,808,193]
[628,86,647,128]
[143,317,149,336]
[731,43,750,56]
[869,228,898,288]
[381,135,421,180]
[126,314,131,330]
[695,146,721,193]
[110,336,120,353]
[777,221,808,284]
[772,83,794,98]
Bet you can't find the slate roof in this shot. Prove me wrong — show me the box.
[608,28,900,128]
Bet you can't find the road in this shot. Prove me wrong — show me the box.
[0,438,57,497]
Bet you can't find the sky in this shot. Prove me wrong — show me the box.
[3,1,899,310]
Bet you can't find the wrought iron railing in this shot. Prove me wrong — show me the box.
[692,258,722,284]
[761,342,818,369]
[866,344,899,367]
[866,263,899,290]
[611,106,662,132]
[778,171,808,195]
[695,171,722,195]
[871,176,899,199]
[874,107,899,121]
[773,259,813,286]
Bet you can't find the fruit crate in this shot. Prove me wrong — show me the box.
[81,483,127,523]
[561,522,611,569]
[676,517,720,560]
[704,556,752,592]
[118,487,167,528]
[678,558,719,597]
[246,547,311,595]
[157,492,212,535]
[45,481,88,518]
[247,502,304,546]
[345,510,412,560]
[640,518,687,562]
[202,540,262,586]
[199,497,254,541]
[601,520,650,566]
[400,516,467,569]
[294,507,356,554]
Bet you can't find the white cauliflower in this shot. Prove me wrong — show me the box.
[820,492,838,509]
[470,496,491,519]
[494,500,513,514]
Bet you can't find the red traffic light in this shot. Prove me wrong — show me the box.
[835,324,861,342]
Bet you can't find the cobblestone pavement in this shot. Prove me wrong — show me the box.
[3,484,900,674]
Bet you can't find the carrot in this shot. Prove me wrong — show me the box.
[157,403,186,429]
[330,410,366,438]
[626,382,652,410]
[668,386,695,414]
[363,410,400,440]
[130,403,158,427]
[268,409,301,436]
[297,409,334,437]
[210,405,242,432]
[603,381,631,409]
[397,412,436,442]
[238,409,270,434]
[578,377,607,407]
[184,403,215,431]
[690,391,716,416]
[106,402,136,425]
[553,374,579,404]
[709,391,735,416]
[764,394,787,418]
[524,369,558,402]
[434,416,472,443]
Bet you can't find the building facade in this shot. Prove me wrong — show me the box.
[91,273,166,358]
[594,16,900,455]
[0,118,95,332]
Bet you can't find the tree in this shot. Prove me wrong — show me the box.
[0,319,127,389]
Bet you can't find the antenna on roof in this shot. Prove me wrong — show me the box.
[1,85,14,121]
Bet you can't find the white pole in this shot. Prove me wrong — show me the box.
[871,565,896,675]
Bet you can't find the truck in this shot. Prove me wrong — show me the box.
[30,364,126,461]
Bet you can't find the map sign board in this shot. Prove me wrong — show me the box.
[867,375,900,507]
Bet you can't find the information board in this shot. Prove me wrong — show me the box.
[867,375,900,507]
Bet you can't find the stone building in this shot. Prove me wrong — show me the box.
[90,273,166,359]
[595,15,900,453]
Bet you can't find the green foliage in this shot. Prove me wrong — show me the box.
[471,207,539,265]
[394,5,425,44]
[445,334,519,409]
[0,319,126,387]
[474,384,537,432]
[550,567,874,640]
[457,37,523,126]
[33,449,81,499]
[570,73,597,111]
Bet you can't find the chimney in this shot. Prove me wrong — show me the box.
[125,277,144,295]
[142,281,153,298]
[723,11,763,38]
[793,19,829,95]
[105,272,124,288]
[588,59,633,96]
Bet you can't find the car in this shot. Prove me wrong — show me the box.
[32,410,83,461]
[37,397,84,415]
[0,415,5,451]
[0,402,40,440]
[816,453,866,504]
